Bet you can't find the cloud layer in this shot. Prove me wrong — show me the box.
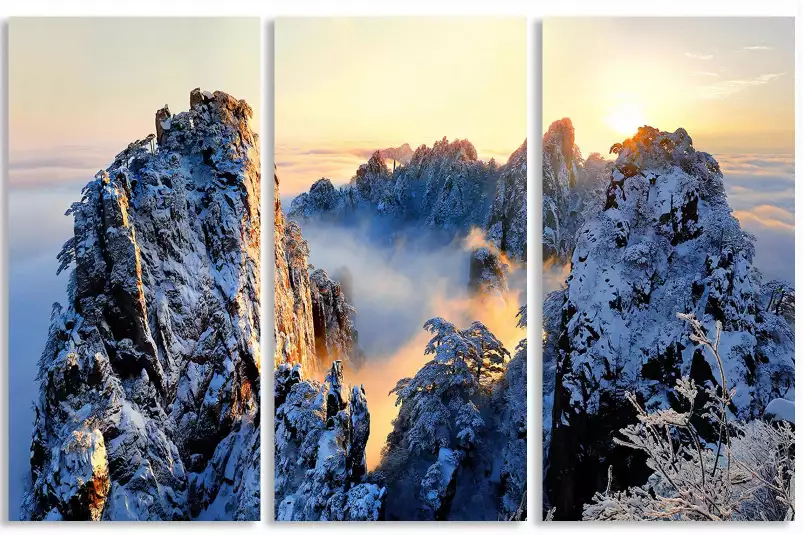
[9,145,119,190]
[717,153,795,284]
[298,222,526,468]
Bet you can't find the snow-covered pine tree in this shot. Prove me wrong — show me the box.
[374,314,526,520]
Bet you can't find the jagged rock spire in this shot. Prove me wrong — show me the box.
[22,89,261,521]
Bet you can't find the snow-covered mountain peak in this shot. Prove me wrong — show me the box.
[411,137,479,165]
[22,88,261,521]
[543,117,579,169]
[542,118,609,263]
[287,137,527,263]
[543,122,794,519]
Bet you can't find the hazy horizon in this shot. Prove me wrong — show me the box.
[544,17,794,158]
[275,17,526,195]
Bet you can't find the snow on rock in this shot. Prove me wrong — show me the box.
[764,398,795,424]
[419,447,459,519]
[21,88,261,521]
[499,307,528,518]
[468,246,510,298]
[487,139,528,262]
[52,425,110,521]
[274,172,363,376]
[274,361,385,521]
[543,124,795,519]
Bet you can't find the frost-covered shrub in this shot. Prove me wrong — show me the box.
[583,315,794,521]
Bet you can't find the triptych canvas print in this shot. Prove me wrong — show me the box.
[5,15,795,523]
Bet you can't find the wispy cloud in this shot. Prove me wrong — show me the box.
[742,45,775,51]
[734,205,794,232]
[8,145,119,190]
[688,71,720,77]
[685,52,714,60]
[697,73,786,99]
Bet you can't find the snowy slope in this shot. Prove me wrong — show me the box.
[274,362,385,521]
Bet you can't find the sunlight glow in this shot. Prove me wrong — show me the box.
[276,17,525,194]
[605,103,644,136]
[543,18,794,156]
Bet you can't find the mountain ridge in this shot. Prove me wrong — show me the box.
[287,137,527,263]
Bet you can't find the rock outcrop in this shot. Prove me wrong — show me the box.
[310,268,364,368]
[274,361,386,521]
[22,88,260,521]
[467,247,509,297]
[274,171,318,377]
[274,172,362,376]
[487,140,528,262]
[543,125,795,519]
[542,119,610,263]
[378,143,414,169]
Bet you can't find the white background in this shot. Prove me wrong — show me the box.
[0,0,799,531]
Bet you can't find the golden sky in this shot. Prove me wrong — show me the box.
[543,18,794,157]
[9,17,260,183]
[275,17,526,194]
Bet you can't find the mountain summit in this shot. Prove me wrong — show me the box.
[543,122,795,519]
[21,89,261,521]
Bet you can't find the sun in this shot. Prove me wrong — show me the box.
[606,103,644,137]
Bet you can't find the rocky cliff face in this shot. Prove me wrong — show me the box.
[487,140,528,262]
[543,125,795,519]
[273,172,362,376]
[542,119,609,263]
[274,168,379,520]
[274,171,318,377]
[309,269,365,368]
[21,89,260,521]
[467,247,510,298]
[288,138,527,261]
[274,361,385,520]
